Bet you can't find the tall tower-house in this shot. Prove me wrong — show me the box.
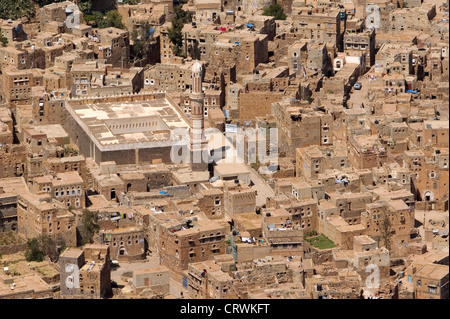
[190,61,208,171]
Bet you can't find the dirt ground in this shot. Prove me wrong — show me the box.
[0,252,59,279]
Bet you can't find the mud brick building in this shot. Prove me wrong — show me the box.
[39,1,85,34]
[343,29,376,68]
[159,22,175,63]
[348,134,388,169]
[0,178,27,233]
[143,59,202,92]
[267,197,319,234]
[17,192,76,246]
[91,27,130,68]
[223,181,256,218]
[98,225,146,262]
[0,19,27,44]
[64,95,191,166]
[30,171,85,210]
[59,244,112,299]
[262,208,305,257]
[182,23,222,61]
[1,67,43,106]
[208,31,269,74]
[158,215,226,276]
[361,199,415,250]
[187,259,234,299]
[413,263,449,299]
[196,187,224,219]
[272,101,333,158]
[291,7,342,50]
[132,266,170,295]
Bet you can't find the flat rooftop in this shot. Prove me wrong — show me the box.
[424,120,449,130]
[134,266,169,275]
[415,263,449,280]
[0,177,27,195]
[214,163,250,176]
[0,274,51,297]
[66,98,190,149]
[60,247,84,259]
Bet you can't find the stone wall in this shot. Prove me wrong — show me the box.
[307,245,335,265]
[0,243,27,255]
[239,91,284,122]
[0,145,26,179]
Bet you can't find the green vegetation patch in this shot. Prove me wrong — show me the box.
[305,234,336,250]
[0,0,36,20]
[262,4,287,20]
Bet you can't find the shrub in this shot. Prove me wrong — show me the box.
[262,4,287,20]
[25,238,45,262]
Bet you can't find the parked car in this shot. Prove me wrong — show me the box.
[354,82,362,90]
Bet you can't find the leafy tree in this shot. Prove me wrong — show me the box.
[40,235,65,262]
[168,5,192,57]
[78,0,93,15]
[80,209,99,245]
[262,4,287,20]
[0,0,36,20]
[84,10,105,26]
[131,21,155,65]
[25,238,45,262]
[25,235,66,262]
[95,10,125,29]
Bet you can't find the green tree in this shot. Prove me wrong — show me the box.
[40,235,65,262]
[80,209,99,245]
[78,0,93,15]
[0,0,36,20]
[131,21,155,65]
[168,5,192,57]
[25,238,45,262]
[86,10,105,27]
[25,235,66,262]
[262,4,287,20]
[95,10,125,29]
